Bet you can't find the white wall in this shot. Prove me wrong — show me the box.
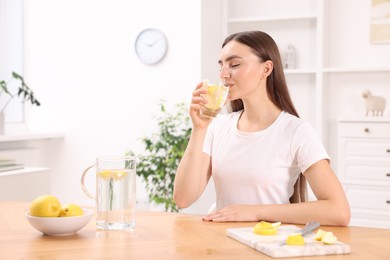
[23,0,213,211]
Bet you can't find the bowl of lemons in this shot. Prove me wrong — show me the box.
[26,194,93,236]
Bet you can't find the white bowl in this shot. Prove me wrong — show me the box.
[26,208,93,236]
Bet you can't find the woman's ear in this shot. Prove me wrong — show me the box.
[263,60,273,76]
[261,60,273,79]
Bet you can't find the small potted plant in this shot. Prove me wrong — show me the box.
[128,101,191,212]
[0,71,40,134]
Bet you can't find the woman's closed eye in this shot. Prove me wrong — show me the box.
[218,61,240,71]
[220,63,240,70]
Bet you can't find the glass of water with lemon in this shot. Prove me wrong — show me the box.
[200,80,229,118]
[81,156,136,230]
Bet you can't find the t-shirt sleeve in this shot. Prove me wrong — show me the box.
[291,122,330,174]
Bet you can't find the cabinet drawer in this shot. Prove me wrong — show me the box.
[345,164,390,183]
[0,169,50,201]
[347,188,390,211]
[339,122,390,138]
[344,140,390,159]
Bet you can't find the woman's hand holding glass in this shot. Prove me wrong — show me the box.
[189,81,214,129]
[199,80,229,118]
[190,80,229,129]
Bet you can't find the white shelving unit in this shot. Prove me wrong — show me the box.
[221,0,326,141]
[0,132,64,201]
[0,167,51,201]
[221,0,390,147]
[0,132,64,143]
[337,118,390,228]
[0,166,49,177]
[323,67,390,73]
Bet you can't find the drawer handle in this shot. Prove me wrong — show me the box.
[387,173,390,177]
[364,128,370,133]
[387,200,390,204]
[387,149,390,153]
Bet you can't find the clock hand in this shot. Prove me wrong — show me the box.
[142,38,160,47]
[149,38,161,46]
[143,42,153,47]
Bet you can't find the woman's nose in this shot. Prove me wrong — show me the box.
[219,67,230,80]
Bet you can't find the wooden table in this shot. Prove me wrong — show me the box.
[1,201,389,259]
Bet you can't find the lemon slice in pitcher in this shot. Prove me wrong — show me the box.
[98,170,128,181]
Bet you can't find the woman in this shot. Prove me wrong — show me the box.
[173,31,350,226]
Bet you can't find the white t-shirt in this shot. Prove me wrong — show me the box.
[203,110,330,209]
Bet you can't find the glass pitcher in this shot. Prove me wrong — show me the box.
[81,156,136,230]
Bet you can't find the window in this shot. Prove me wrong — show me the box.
[0,0,24,123]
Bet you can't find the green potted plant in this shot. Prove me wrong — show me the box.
[128,101,192,212]
[0,71,40,134]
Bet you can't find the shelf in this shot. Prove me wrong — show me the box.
[338,116,390,123]
[227,14,317,23]
[284,69,317,75]
[223,0,323,139]
[0,167,50,177]
[0,132,64,143]
[323,67,390,73]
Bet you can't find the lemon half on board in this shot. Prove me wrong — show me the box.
[253,221,281,235]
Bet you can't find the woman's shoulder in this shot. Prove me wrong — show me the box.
[279,112,317,135]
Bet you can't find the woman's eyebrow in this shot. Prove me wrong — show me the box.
[218,55,242,65]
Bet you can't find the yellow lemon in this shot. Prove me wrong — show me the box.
[314,229,328,241]
[255,228,278,235]
[257,221,275,229]
[30,195,61,217]
[253,221,278,235]
[59,203,84,217]
[286,233,305,246]
[322,232,338,244]
[98,169,128,181]
[314,229,338,244]
[205,84,228,110]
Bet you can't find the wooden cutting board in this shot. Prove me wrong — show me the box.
[226,225,351,258]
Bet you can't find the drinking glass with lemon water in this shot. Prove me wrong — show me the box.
[200,80,229,118]
[81,156,136,230]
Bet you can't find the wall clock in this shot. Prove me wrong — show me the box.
[135,28,168,65]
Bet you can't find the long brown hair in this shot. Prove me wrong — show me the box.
[222,31,306,203]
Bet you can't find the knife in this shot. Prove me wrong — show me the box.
[279,221,321,246]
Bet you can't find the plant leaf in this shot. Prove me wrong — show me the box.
[129,100,191,212]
